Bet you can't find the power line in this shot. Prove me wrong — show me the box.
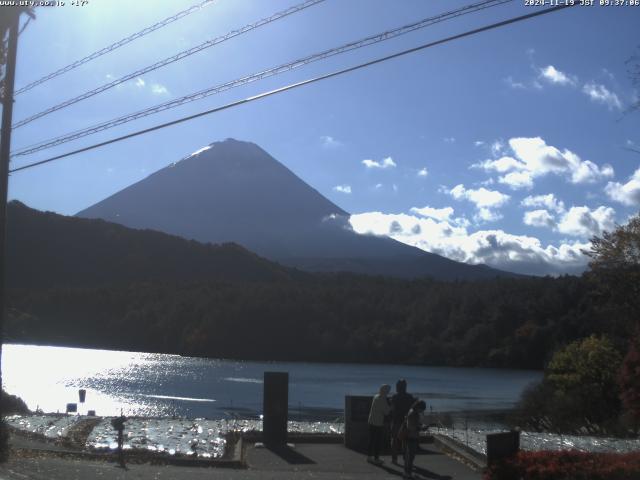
[9,3,576,174]
[12,0,507,153]
[12,0,325,129]
[12,0,511,157]
[14,0,216,96]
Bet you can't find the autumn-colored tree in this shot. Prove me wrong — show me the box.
[586,212,640,337]
[516,335,624,434]
[588,213,640,270]
[587,213,640,431]
[546,335,623,431]
[548,335,623,391]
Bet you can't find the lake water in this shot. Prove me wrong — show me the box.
[2,343,541,421]
[6,344,638,456]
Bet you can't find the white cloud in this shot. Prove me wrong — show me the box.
[582,82,623,110]
[135,78,145,88]
[475,137,614,188]
[349,211,590,275]
[521,193,565,214]
[444,137,456,143]
[570,156,614,184]
[605,167,640,206]
[508,58,626,111]
[476,208,503,223]
[510,137,614,183]
[362,159,378,168]
[410,206,454,221]
[417,167,429,177]
[474,141,485,147]
[524,209,555,228]
[374,183,383,189]
[556,206,616,237]
[539,65,576,86]
[320,135,342,148]
[449,184,510,209]
[498,171,534,190]
[362,157,397,169]
[333,184,352,194]
[151,83,169,95]
[448,184,509,224]
[474,156,524,173]
[522,203,616,238]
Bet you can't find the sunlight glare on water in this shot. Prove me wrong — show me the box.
[2,344,167,416]
[2,343,542,420]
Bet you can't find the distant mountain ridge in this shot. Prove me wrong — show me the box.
[6,201,294,289]
[76,138,516,280]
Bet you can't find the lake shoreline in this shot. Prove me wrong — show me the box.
[2,340,544,372]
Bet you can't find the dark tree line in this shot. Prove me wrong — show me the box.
[6,272,631,370]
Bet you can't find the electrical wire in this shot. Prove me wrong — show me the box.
[12,0,325,129]
[14,0,217,96]
[9,3,576,174]
[12,0,511,156]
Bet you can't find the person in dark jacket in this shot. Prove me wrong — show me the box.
[390,379,415,464]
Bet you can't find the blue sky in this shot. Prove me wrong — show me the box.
[7,0,640,275]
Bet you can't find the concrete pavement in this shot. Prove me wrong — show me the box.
[0,432,481,479]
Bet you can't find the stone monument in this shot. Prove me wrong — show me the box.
[344,395,373,451]
[263,371,289,445]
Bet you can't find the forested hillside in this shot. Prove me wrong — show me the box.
[7,274,628,369]
[6,200,634,370]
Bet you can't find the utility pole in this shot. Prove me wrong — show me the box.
[0,10,21,443]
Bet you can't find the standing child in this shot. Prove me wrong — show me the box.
[403,400,426,479]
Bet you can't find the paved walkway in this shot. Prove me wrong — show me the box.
[0,435,481,479]
[246,442,480,479]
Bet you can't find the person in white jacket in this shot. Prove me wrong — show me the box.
[367,384,391,464]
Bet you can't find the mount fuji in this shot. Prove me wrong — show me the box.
[77,138,513,280]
